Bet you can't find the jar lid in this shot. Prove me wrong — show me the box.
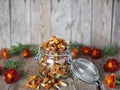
[70,58,100,84]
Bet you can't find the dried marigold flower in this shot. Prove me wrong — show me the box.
[1,48,9,59]
[71,49,79,59]
[105,73,116,89]
[103,58,119,72]
[91,47,102,59]
[23,49,30,58]
[81,46,91,56]
[4,68,19,84]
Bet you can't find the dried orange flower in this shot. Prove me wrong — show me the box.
[103,58,119,72]
[91,47,102,59]
[81,46,91,55]
[23,49,30,58]
[4,68,19,84]
[71,49,79,59]
[1,48,9,59]
[105,73,116,89]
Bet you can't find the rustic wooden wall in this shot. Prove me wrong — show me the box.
[0,0,10,48]
[0,0,120,49]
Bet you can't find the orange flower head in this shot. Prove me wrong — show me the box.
[105,73,116,89]
[91,48,102,59]
[4,68,19,84]
[81,46,91,55]
[71,49,79,59]
[103,58,119,72]
[1,48,9,59]
[23,49,30,58]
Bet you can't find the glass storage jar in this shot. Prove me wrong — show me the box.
[35,47,72,79]
[35,48,101,90]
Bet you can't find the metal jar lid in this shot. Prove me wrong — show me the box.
[68,58,101,90]
[70,58,100,84]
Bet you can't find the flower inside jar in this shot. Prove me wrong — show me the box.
[38,36,71,79]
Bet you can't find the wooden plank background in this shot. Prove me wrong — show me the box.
[71,0,92,46]
[31,0,51,45]
[92,0,113,48]
[0,0,120,49]
[0,0,10,48]
[112,0,120,48]
[10,0,31,45]
[51,0,72,41]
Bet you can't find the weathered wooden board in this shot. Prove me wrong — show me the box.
[92,0,113,48]
[112,0,120,48]
[10,0,31,45]
[0,0,10,48]
[51,0,72,41]
[71,0,92,46]
[0,0,119,49]
[31,0,51,45]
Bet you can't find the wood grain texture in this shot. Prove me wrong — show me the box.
[112,0,120,48]
[51,0,72,41]
[0,0,10,48]
[31,0,51,45]
[10,0,31,45]
[71,0,92,46]
[92,0,113,48]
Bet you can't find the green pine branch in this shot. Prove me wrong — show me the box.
[9,43,29,55]
[30,49,38,56]
[68,41,84,50]
[3,60,25,69]
[102,45,116,56]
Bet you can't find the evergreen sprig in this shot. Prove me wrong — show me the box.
[30,49,38,56]
[68,41,84,50]
[9,43,29,55]
[102,45,116,56]
[3,60,25,69]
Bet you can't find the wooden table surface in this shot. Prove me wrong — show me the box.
[0,54,120,90]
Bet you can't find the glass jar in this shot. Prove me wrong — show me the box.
[35,47,72,79]
[35,47,101,90]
